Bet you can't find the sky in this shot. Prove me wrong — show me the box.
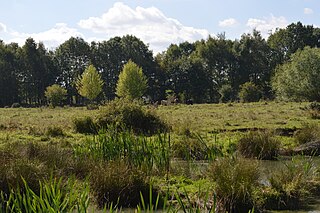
[0,0,319,53]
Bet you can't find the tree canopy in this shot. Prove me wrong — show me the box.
[116,60,148,100]
[0,22,320,106]
[76,64,104,101]
[272,46,320,101]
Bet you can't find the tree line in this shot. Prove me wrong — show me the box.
[0,21,320,107]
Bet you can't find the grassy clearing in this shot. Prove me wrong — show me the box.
[1,102,320,212]
[157,102,315,133]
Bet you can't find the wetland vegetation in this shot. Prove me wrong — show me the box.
[1,101,320,212]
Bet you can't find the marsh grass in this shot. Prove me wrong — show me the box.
[237,131,280,160]
[208,156,259,213]
[294,123,320,144]
[1,176,90,213]
[258,157,320,210]
[74,128,170,173]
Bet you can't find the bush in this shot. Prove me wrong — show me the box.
[46,126,64,137]
[219,84,236,103]
[237,131,280,160]
[45,84,67,107]
[96,98,168,135]
[294,123,320,145]
[73,116,97,134]
[238,82,262,102]
[208,157,259,213]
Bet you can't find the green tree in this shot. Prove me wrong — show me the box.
[45,84,67,107]
[116,60,147,100]
[238,82,262,102]
[76,64,104,102]
[272,47,320,101]
[55,37,90,105]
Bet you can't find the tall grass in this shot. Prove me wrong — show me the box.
[208,156,260,213]
[259,156,320,210]
[237,131,280,160]
[73,128,171,174]
[1,176,90,213]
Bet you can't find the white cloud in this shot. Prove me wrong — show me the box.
[246,15,288,37]
[0,22,7,32]
[8,23,83,49]
[219,18,238,27]
[304,8,313,15]
[78,2,210,53]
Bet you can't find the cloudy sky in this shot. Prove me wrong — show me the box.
[0,0,319,53]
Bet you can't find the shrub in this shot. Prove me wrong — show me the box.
[219,84,236,103]
[73,116,97,134]
[208,157,259,213]
[237,131,280,160]
[294,123,320,145]
[45,84,67,107]
[46,126,64,137]
[96,98,168,135]
[238,82,262,102]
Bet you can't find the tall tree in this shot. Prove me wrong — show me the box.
[55,37,90,105]
[18,38,56,105]
[272,46,320,101]
[0,41,19,106]
[116,60,148,100]
[76,64,104,102]
[233,30,272,97]
[268,22,320,64]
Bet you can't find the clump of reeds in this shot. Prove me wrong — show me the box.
[237,131,280,160]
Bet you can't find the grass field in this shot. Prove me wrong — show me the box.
[157,102,315,133]
[1,101,320,212]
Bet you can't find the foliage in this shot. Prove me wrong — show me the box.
[294,123,320,145]
[45,84,67,107]
[219,84,236,103]
[45,126,64,137]
[172,134,223,161]
[208,157,259,213]
[238,82,262,102]
[307,102,320,119]
[1,177,90,213]
[89,161,150,208]
[73,128,170,173]
[96,98,168,135]
[76,64,104,101]
[272,47,320,101]
[258,157,319,210]
[72,116,97,134]
[237,131,280,160]
[116,60,148,100]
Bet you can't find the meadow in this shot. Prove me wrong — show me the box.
[1,101,320,212]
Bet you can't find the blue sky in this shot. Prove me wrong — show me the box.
[0,0,319,53]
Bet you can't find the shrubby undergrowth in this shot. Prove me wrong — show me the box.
[73,98,168,135]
